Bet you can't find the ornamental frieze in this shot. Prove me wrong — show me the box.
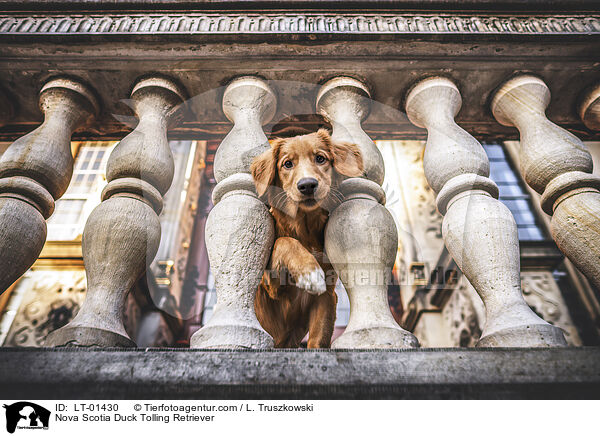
[0,14,598,35]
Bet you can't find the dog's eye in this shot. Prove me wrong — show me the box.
[283,160,293,169]
[315,155,326,164]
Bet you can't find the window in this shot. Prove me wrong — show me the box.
[483,143,545,241]
[46,142,117,241]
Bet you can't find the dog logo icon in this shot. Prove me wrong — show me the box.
[3,402,50,433]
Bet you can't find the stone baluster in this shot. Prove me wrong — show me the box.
[190,76,276,349]
[318,77,419,348]
[579,82,600,131]
[492,75,600,291]
[406,77,566,347]
[45,76,185,347]
[0,78,98,294]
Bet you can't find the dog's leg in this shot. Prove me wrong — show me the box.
[307,290,337,349]
[270,237,327,296]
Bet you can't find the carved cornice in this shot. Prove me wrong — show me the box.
[0,13,598,36]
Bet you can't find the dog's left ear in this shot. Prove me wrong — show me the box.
[251,146,276,198]
[251,137,286,201]
[330,139,364,178]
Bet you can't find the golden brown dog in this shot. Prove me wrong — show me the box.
[250,129,363,348]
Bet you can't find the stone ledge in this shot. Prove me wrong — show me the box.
[0,347,599,399]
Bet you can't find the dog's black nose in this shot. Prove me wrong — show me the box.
[297,178,318,196]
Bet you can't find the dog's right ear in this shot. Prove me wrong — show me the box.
[251,139,280,198]
[330,140,364,178]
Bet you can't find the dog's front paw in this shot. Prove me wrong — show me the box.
[295,267,327,295]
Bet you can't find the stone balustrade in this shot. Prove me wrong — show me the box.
[318,77,419,349]
[190,76,276,349]
[0,77,98,294]
[45,76,186,347]
[492,75,600,291]
[0,71,597,350]
[406,77,566,347]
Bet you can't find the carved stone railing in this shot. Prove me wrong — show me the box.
[406,77,566,347]
[189,76,276,349]
[45,76,186,347]
[492,75,600,291]
[318,77,419,348]
[0,77,98,294]
[0,72,595,350]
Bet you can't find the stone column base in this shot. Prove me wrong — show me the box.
[477,324,567,348]
[190,324,274,349]
[45,326,136,348]
[332,327,419,349]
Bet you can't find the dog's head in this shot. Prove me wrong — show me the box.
[251,129,363,215]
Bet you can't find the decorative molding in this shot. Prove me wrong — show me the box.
[3,270,87,347]
[442,279,482,348]
[0,14,599,36]
[521,271,582,346]
[2,269,163,347]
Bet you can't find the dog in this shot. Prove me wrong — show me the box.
[250,129,363,348]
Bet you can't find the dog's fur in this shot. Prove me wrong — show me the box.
[251,129,363,348]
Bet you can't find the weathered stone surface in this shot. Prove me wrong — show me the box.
[0,347,598,399]
[317,77,383,185]
[45,197,160,347]
[214,76,276,182]
[325,187,419,349]
[190,178,275,349]
[0,77,98,294]
[190,76,276,349]
[318,76,418,349]
[406,77,566,347]
[492,75,600,291]
[45,76,185,348]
